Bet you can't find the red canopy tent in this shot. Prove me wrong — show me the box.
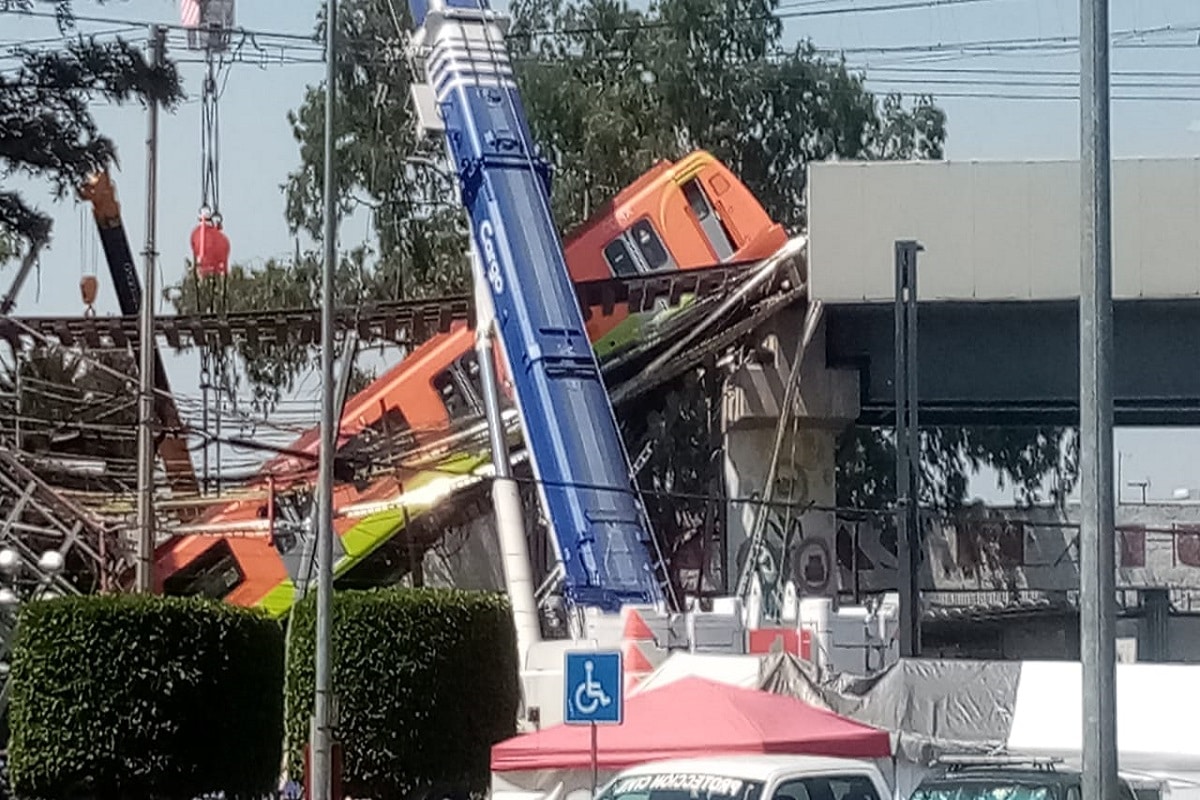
[491,677,892,772]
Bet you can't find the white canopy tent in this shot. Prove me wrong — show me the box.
[629,653,762,695]
[1006,661,1200,798]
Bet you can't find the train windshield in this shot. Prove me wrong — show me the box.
[630,219,672,270]
[604,238,640,277]
[602,218,678,276]
[598,773,765,800]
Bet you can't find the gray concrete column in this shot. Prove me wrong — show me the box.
[722,304,859,609]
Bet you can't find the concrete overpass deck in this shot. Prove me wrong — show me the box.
[824,299,1200,426]
[806,157,1200,426]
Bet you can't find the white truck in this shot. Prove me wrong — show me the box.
[591,755,895,800]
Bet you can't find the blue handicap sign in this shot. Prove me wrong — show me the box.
[563,649,623,725]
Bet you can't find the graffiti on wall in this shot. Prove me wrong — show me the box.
[734,463,833,612]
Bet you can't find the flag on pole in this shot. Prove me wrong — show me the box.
[180,0,201,28]
[181,0,202,50]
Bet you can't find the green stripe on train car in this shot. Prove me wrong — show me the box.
[253,293,700,619]
[592,295,699,359]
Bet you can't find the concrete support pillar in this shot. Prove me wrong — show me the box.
[722,303,859,613]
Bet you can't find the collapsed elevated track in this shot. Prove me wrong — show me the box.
[0,254,805,596]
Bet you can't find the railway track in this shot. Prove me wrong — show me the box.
[0,253,805,598]
[0,262,754,352]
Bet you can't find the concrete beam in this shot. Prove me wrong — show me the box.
[724,304,860,431]
[825,298,1200,426]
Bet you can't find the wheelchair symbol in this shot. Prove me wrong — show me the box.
[572,659,613,715]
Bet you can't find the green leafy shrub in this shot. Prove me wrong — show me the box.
[7,594,285,800]
[286,587,519,798]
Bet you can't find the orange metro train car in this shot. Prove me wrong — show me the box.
[154,149,788,616]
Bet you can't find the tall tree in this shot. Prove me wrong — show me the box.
[283,1,467,300]
[0,1,184,247]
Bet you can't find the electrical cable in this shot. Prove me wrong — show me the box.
[8,9,1200,105]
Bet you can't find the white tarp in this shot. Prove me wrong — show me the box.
[493,768,622,798]
[1007,661,1200,772]
[630,653,762,695]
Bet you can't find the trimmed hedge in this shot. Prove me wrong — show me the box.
[286,587,519,799]
[8,594,285,800]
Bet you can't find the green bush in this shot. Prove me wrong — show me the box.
[7,594,285,800]
[286,587,520,798]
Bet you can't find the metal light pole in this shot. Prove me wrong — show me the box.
[135,24,167,593]
[894,240,922,658]
[312,0,339,797]
[1080,0,1119,796]
[472,255,540,667]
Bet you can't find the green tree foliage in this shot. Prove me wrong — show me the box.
[508,0,944,232]
[283,2,468,300]
[7,594,285,800]
[837,425,1080,510]
[622,368,724,595]
[285,587,519,798]
[169,250,378,411]
[0,1,183,245]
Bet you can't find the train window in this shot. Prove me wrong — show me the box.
[683,179,735,261]
[457,350,485,400]
[342,407,414,467]
[433,370,471,421]
[433,352,484,425]
[377,407,412,440]
[630,219,674,271]
[603,238,640,277]
[162,539,244,600]
[683,180,713,221]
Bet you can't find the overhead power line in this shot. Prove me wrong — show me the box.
[0,0,1061,46]
[4,3,1200,64]
[0,7,318,42]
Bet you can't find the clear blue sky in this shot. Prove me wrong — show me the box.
[5,0,1200,500]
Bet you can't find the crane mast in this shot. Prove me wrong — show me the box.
[406,0,665,614]
[78,173,199,502]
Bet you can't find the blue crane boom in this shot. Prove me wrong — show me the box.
[405,0,665,612]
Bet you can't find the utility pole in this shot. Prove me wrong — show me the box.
[1080,0,1119,796]
[135,24,166,593]
[312,0,339,796]
[472,257,540,668]
[0,238,46,316]
[894,240,922,658]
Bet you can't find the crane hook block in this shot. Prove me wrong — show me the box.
[79,275,98,316]
[191,215,230,278]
